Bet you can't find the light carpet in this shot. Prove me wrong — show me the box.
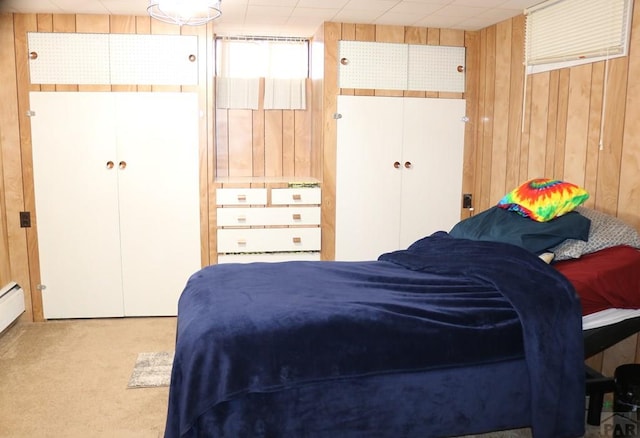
[128,351,174,388]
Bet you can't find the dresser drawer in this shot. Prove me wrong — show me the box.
[217,207,321,227]
[216,188,267,206]
[271,187,321,205]
[217,252,321,264]
[217,227,321,253]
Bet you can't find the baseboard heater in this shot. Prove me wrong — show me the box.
[0,282,25,334]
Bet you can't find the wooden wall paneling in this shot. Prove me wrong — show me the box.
[215,109,230,177]
[563,64,593,184]
[438,29,465,99]
[595,57,628,215]
[14,13,43,322]
[310,24,325,181]
[0,16,14,289]
[618,0,640,229]
[282,111,296,176]
[582,63,604,209]
[461,31,479,220]
[488,20,512,203]
[375,25,404,97]
[526,73,550,179]
[206,21,217,263]
[252,101,266,178]
[505,15,525,190]
[265,111,284,177]
[354,24,375,97]
[404,27,427,98]
[553,69,570,182]
[1,14,35,321]
[227,110,254,176]
[543,70,559,179]
[76,15,111,92]
[321,21,341,260]
[294,95,312,177]
[586,353,604,373]
[518,75,532,189]
[0,123,10,286]
[479,26,495,210]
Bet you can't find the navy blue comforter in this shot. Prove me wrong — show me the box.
[165,232,585,437]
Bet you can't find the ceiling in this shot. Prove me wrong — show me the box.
[0,0,543,37]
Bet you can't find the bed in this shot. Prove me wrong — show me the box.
[164,178,640,437]
[165,232,585,438]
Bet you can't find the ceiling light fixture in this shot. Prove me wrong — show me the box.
[147,0,222,26]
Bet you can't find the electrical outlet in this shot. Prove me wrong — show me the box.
[462,194,473,209]
[19,211,31,228]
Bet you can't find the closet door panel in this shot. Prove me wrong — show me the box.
[399,98,465,248]
[30,92,124,318]
[116,92,201,316]
[335,95,403,261]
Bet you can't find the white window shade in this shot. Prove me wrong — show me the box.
[525,0,633,73]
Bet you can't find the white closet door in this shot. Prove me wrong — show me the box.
[30,92,124,318]
[116,93,201,316]
[335,95,403,261]
[399,98,466,248]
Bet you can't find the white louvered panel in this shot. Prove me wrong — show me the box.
[109,34,198,85]
[217,228,321,253]
[216,188,267,205]
[271,188,321,205]
[408,45,466,93]
[217,207,320,226]
[217,252,321,264]
[338,40,408,90]
[28,32,110,84]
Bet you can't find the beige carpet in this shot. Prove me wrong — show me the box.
[0,317,176,438]
[0,317,616,438]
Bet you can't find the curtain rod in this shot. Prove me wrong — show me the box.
[216,36,308,42]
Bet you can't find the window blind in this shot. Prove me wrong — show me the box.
[525,0,633,71]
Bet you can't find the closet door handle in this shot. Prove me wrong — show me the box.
[119,161,127,169]
[106,161,114,169]
[393,161,401,169]
[404,161,412,169]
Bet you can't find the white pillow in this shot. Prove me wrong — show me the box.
[551,207,640,261]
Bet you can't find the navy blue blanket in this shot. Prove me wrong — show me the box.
[165,232,584,437]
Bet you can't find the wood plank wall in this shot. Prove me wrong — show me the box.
[316,22,477,261]
[0,13,213,322]
[476,4,640,377]
[215,79,314,179]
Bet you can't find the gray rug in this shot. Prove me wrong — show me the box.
[127,351,174,388]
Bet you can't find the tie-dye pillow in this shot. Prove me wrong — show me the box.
[497,178,589,222]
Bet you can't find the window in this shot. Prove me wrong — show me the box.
[215,37,309,110]
[215,37,309,79]
[525,0,633,74]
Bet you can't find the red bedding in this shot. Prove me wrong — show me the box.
[554,245,640,315]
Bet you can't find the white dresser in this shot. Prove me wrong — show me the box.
[216,186,321,263]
